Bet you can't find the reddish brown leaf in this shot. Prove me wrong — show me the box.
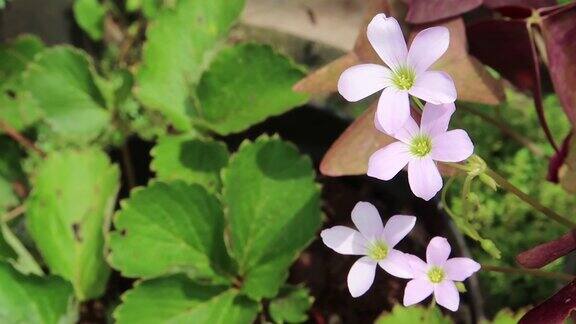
[484,0,557,9]
[406,0,482,24]
[292,53,359,94]
[519,279,576,324]
[540,3,576,127]
[516,230,576,269]
[320,103,395,176]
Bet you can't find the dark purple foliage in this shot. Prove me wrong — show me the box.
[520,279,576,323]
[516,230,576,268]
[405,0,482,24]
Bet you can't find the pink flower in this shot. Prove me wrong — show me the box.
[320,202,416,297]
[367,102,473,201]
[403,237,480,311]
[338,13,456,134]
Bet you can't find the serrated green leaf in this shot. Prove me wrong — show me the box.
[109,182,232,281]
[269,285,313,324]
[376,305,452,324]
[0,262,76,324]
[24,47,110,143]
[73,0,106,41]
[114,275,258,324]
[195,44,308,135]
[27,149,120,300]
[223,136,321,300]
[136,0,245,130]
[151,135,229,192]
[0,35,44,130]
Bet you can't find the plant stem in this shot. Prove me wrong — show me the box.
[120,142,137,190]
[485,168,576,229]
[0,120,45,157]
[482,264,574,282]
[412,97,425,112]
[2,205,26,222]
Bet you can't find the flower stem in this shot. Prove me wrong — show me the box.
[0,119,45,157]
[411,97,425,112]
[482,264,574,282]
[485,168,576,229]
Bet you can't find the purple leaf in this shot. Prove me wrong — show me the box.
[520,279,576,323]
[484,0,557,9]
[540,3,576,127]
[516,230,576,269]
[405,0,482,24]
[548,132,572,182]
[467,19,558,150]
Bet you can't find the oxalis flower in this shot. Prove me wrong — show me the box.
[320,201,416,297]
[368,102,473,201]
[338,13,456,134]
[403,237,480,311]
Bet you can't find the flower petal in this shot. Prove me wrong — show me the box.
[432,129,474,162]
[409,71,456,104]
[321,226,368,255]
[391,115,420,144]
[407,157,442,201]
[368,142,411,181]
[407,26,450,74]
[383,215,416,248]
[376,87,410,134]
[347,256,377,297]
[367,13,408,70]
[421,102,455,138]
[426,236,451,266]
[405,253,429,279]
[338,64,392,102]
[351,201,384,240]
[444,257,481,281]
[434,280,460,312]
[403,278,434,306]
[378,249,413,279]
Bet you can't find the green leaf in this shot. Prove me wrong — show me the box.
[126,0,163,18]
[195,44,308,135]
[151,135,229,192]
[1,223,43,275]
[109,182,232,281]
[0,138,25,212]
[485,309,526,324]
[114,275,258,324]
[26,149,120,300]
[24,46,110,143]
[269,285,313,324]
[222,135,321,300]
[73,0,106,41]
[0,35,44,130]
[375,305,452,324]
[136,0,245,130]
[0,262,76,324]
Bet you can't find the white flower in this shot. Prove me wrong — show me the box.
[403,237,481,311]
[338,13,456,134]
[320,201,416,297]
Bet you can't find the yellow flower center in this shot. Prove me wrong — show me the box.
[392,66,416,90]
[410,135,432,157]
[427,266,445,284]
[368,240,389,261]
